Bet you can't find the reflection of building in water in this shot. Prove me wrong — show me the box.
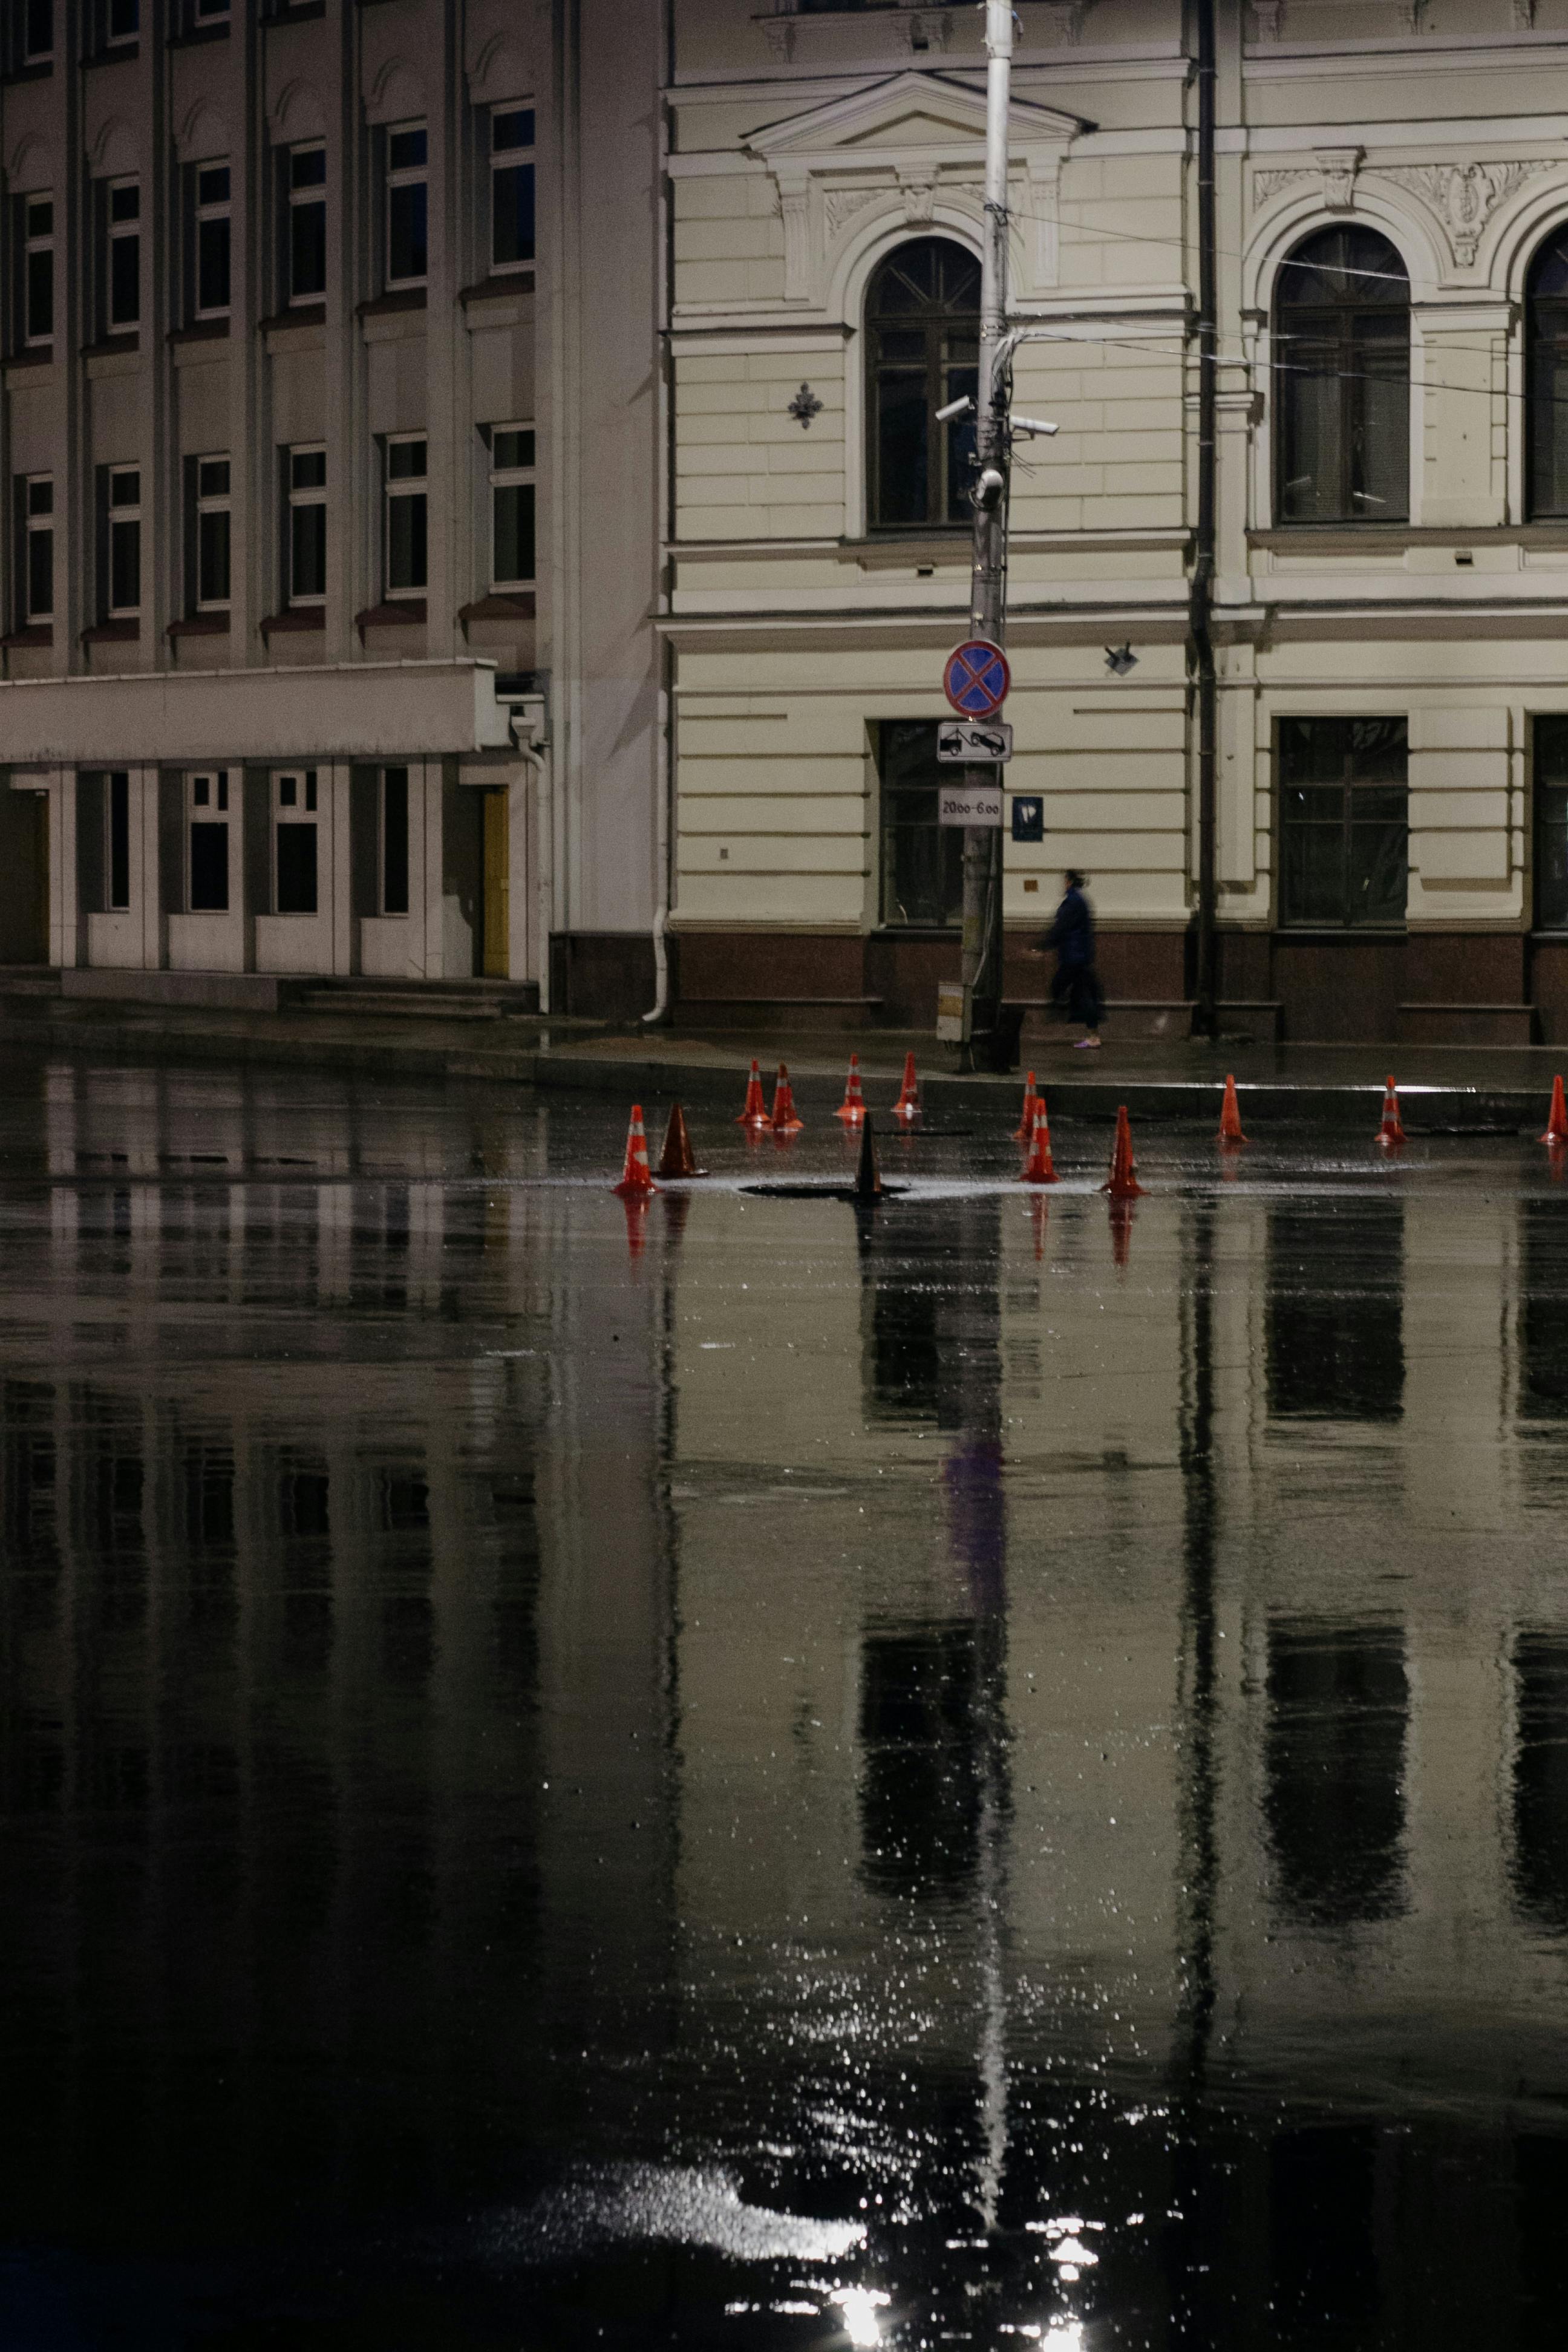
[1511,1631,1568,1935]
[1267,1202,1405,1422]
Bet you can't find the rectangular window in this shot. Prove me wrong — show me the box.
[23,195,53,344]
[18,474,53,624]
[107,772,131,911]
[187,772,229,912]
[286,142,325,304]
[286,445,326,604]
[23,1,53,63]
[107,177,140,330]
[1278,717,1408,929]
[194,160,230,317]
[489,425,535,588]
[384,436,427,594]
[385,122,428,289]
[274,771,319,915]
[194,454,230,609]
[1535,716,1568,932]
[491,106,535,273]
[108,0,139,41]
[878,719,962,929]
[105,466,140,616]
[382,766,409,915]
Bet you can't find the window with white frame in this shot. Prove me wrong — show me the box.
[489,426,535,589]
[286,445,326,604]
[192,160,230,318]
[106,177,140,330]
[191,454,230,610]
[103,466,140,617]
[286,142,326,304]
[273,770,319,915]
[384,437,427,596]
[385,122,428,289]
[186,772,230,912]
[22,194,53,344]
[16,475,53,626]
[491,106,534,274]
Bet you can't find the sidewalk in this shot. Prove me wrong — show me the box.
[1,981,1564,1128]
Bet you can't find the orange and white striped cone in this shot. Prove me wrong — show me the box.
[1101,1105,1146,1200]
[1013,1069,1039,1142]
[769,1062,803,1134]
[890,1051,921,1126]
[1376,1075,1406,1149]
[612,1103,659,1197]
[735,1058,770,1130]
[1019,1096,1059,1186]
[1542,1074,1568,1148]
[834,1054,867,1126]
[1217,1073,1248,1145]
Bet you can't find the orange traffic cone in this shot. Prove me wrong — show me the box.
[613,1103,659,1197]
[834,1054,867,1126]
[1020,1096,1059,1185]
[1217,1073,1248,1145]
[891,1051,921,1126]
[735,1058,769,1129]
[1542,1074,1568,1147]
[1101,1105,1145,1200]
[769,1062,803,1134]
[1013,1069,1039,1142]
[1376,1075,1406,1149]
[656,1102,706,1178]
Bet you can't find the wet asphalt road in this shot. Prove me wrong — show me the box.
[0,1049,1566,2349]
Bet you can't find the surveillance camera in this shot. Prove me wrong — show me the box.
[1105,643,1138,678]
[935,393,975,423]
[976,467,1005,510]
[1010,416,1059,438]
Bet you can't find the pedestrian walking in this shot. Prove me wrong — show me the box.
[1028,869,1105,1050]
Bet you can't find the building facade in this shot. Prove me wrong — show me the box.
[665,0,1568,1043]
[0,0,662,1015]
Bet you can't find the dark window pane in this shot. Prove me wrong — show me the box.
[874,376,929,526]
[189,822,228,912]
[291,148,326,191]
[382,769,409,915]
[866,237,979,530]
[290,449,326,491]
[25,0,53,54]
[1348,812,1410,923]
[108,774,130,909]
[27,526,52,619]
[25,250,52,341]
[493,482,535,583]
[275,823,318,915]
[109,232,140,327]
[1266,1619,1409,1927]
[1537,775,1568,931]
[1278,717,1407,926]
[388,181,427,281]
[492,161,535,267]
[197,214,230,311]
[879,719,962,927]
[387,492,426,590]
[291,504,325,599]
[1279,800,1346,927]
[290,197,326,299]
[110,518,139,611]
[1276,225,1408,525]
[387,128,426,172]
[198,508,230,604]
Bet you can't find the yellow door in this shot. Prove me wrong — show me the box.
[482,791,509,978]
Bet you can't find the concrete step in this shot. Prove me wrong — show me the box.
[291,979,540,1020]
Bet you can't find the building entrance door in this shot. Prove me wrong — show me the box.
[482,791,509,978]
[0,789,48,963]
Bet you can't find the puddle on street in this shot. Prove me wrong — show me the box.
[0,1052,1566,2348]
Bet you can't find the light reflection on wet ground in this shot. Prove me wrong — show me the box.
[1,1051,1567,2347]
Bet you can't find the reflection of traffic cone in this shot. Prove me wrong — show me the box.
[834,1054,866,1125]
[1013,1069,1039,1142]
[1108,1195,1135,1269]
[735,1058,769,1129]
[854,1114,883,1202]
[1020,1096,1059,1185]
[1376,1074,1406,1149]
[622,1194,652,1258]
[656,1102,706,1178]
[1028,1192,1049,1263]
[659,1189,691,1246]
[770,1062,803,1134]
[1217,1073,1248,1145]
[891,1051,921,1125]
[613,1104,659,1197]
[1541,1074,1568,1146]
[1101,1105,1146,1199]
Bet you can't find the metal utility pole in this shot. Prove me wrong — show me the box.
[1191,0,1219,1037]
[957,0,1014,1072]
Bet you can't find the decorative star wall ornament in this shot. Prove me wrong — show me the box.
[788,382,824,430]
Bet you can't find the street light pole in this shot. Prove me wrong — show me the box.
[958,0,1014,1073]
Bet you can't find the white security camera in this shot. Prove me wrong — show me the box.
[935,393,976,423]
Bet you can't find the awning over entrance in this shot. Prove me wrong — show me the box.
[0,661,516,768]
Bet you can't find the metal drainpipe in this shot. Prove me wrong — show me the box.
[643,0,677,1028]
[1191,0,1219,1039]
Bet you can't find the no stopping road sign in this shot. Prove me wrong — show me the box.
[943,638,1010,719]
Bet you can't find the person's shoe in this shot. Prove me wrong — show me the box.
[1074,1035,1103,1050]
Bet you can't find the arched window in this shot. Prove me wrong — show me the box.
[1274,225,1409,524]
[1527,227,1568,517]
[865,237,979,531]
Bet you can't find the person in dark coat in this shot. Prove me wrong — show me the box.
[1030,870,1105,1048]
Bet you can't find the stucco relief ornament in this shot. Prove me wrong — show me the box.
[898,171,936,226]
[1379,158,1552,264]
[788,384,824,430]
[1250,1,1284,34]
[824,187,880,242]
[1252,167,1314,209]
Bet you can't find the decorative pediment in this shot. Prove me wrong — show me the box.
[746,73,1088,307]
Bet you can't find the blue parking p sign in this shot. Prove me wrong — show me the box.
[1011,795,1044,843]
